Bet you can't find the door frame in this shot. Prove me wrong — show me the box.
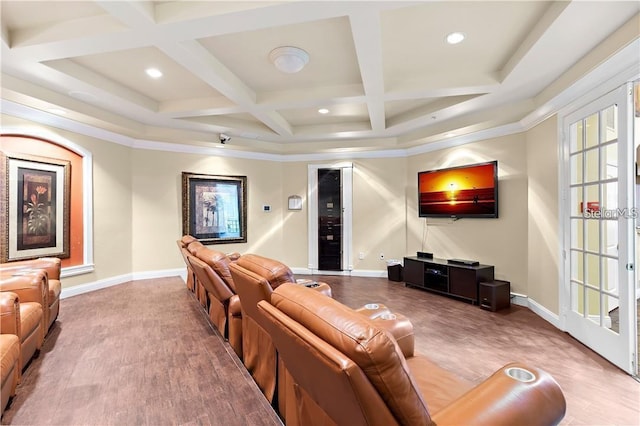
[307,162,353,274]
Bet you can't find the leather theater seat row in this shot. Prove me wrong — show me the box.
[177,236,567,425]
[0,257,62,416]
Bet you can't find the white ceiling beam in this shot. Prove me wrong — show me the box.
[349,9,385,132]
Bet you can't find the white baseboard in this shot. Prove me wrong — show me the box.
[292,268,388,278]
[510,292,528,307]
[60,268,185,299]
[527,297,561,329]
[132,268,183,281]
[60,273,133,299]
[60,267,566,333]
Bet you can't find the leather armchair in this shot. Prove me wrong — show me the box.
[0,333,20,416]
[177,235,198,293]
[258,283,567,426]
[228,254,332,418]
[0,275,45,373]
[0,292,21,416]
[187,246,243,358]
[186,241,207,307]
[0,257,61,332]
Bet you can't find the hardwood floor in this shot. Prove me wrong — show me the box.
[1,277,282,426]
[2,275,639,425]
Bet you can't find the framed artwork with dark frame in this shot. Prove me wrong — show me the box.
[182,172,247,244]
[1,152,71,262]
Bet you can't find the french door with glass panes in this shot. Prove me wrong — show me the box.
[563,83,635,374]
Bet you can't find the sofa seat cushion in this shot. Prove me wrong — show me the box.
[404,355,473,414]
[19,302,43,340]
[236,254,295,289]
[0,334,20,385]
[270,283,432,426]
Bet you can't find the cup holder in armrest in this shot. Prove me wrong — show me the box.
[364,303,380,310]
[504,367,536,382]
[380,313,397,320]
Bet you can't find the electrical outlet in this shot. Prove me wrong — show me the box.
[379,253,385,260]
[358,252,364,260]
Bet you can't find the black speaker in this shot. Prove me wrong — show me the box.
[417,251,433,259]
[479,280,510,312]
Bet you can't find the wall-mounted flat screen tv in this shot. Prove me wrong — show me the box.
[418,160,498,218]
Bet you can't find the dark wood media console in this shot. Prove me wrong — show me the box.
[403,256,494,304]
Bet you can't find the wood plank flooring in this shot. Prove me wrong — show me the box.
[2,275,639,425]
[1,277,282,426]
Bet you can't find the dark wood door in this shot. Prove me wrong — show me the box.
[318,169,342,270]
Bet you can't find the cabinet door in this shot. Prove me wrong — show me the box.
[448,268,478,301]
[403,259,424,286]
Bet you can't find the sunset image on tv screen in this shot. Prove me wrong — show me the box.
[418,162,497,217]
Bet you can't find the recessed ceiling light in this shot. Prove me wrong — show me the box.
[146,68,163,78]
[445,132,455,138]
[318,108,329,114]
[446,32,466,45]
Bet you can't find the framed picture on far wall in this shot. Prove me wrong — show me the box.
[181,172,247,244]
[1,152,71,262]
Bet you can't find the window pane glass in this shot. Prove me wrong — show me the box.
[602,182,618,211]
[601,105,617,143]
[607,295,620,335]
[570,121,583,153]
[571,219,583,250]
[571,250,584,282]
[570,154,583,185]
[585,253,600,288]
[585,113,599,148]
[585,149,599,183]
[571,187,583,217]
[601,143,618,179]
[585,219,599,253]
[603,257,619,296]
[586,287,601,326]
[602,220,618,257]
[571,281,585,315]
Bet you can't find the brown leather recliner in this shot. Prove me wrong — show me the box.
[0,275,45,373]
[0,257,61,332]
[187,246,242,358]
[186,240,207,307]
[0,333,20,416]
[177,235,198,293]
[228,254,333,419]
[1,290,21,416]
[258,283,567,426]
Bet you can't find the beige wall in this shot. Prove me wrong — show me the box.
[130,148,286,272]
[406,134,529,294]
[1,113,564,316]
[526,116,561,312]
[1,115,133,287]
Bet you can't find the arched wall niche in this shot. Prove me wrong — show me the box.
[1,128,94,276]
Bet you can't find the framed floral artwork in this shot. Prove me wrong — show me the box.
[181,172,247,244]
[1,152,71,262]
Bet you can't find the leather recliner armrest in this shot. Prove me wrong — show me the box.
[431,362,566,426]
[0,292,20,336]
[0,272,47,310]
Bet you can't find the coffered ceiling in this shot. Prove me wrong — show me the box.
[1,1,638,154]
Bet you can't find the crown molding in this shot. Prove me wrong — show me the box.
[2,38,637,162]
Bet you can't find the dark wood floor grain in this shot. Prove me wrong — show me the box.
[315,275,640,426]
[2,275,639,425]
[1,277,282,426]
